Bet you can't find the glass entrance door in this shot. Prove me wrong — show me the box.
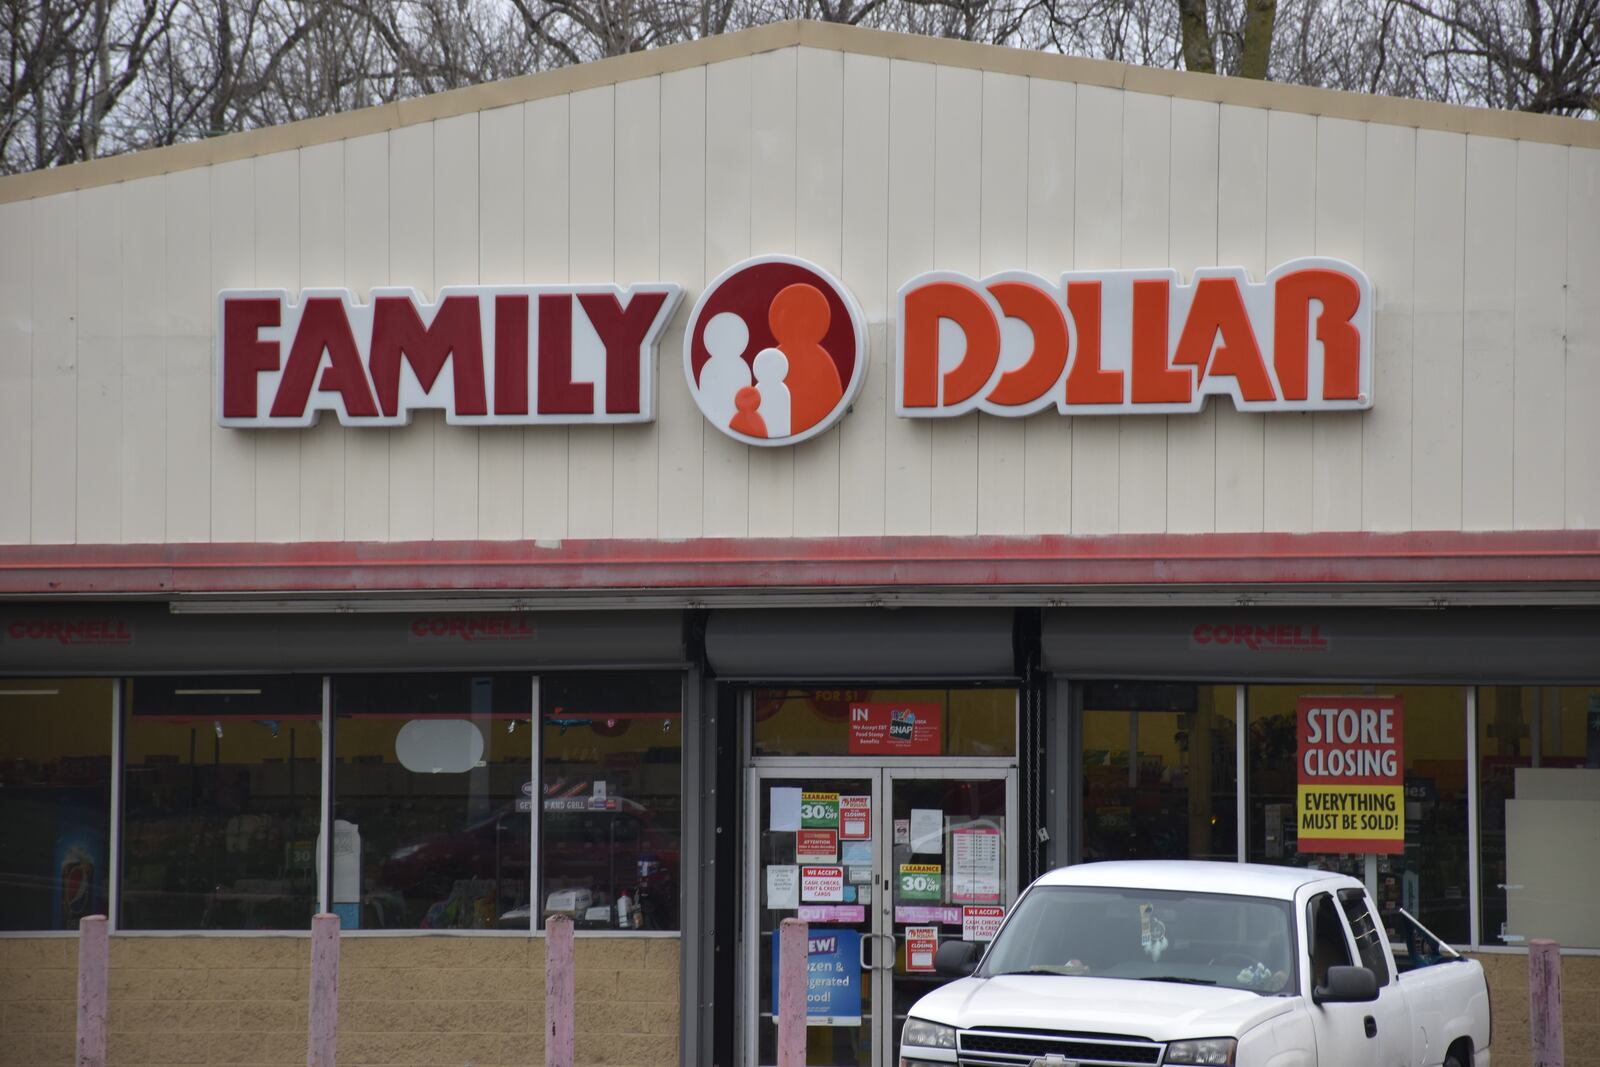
[746,766,1016,1067]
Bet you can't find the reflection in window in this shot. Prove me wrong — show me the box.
[0,680,114,931]
[752,687,1015,758]
[332,674,531,930]
[1478,686,1600,949]
[1081,684,1237,862]
[540,673,681,931]
[1247,685,1468,945]
[121,677,322,930]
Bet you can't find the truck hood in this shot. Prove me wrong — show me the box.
[910,975,1297,1042]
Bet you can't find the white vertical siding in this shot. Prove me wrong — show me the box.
[837,52,891,536]
[565,90,614,540]
[612,77,664,540]
[1460,135,1517,530]
[747,48,799,539]
[883,58,936,536]
[1069,84,1122,535]
[478,106,527,540]
[656,67,707,539]
[929,63,983,536]
[1022,76,1075,535]
[1261,110,1316,533]
[343,132,393,541]
[1567,148,1600,528]
[207,158,258,542]
[523,95,571,540]
[297,140,347,543]
[1212,104,1268,533]
[76,184,122,543]
[1360,122,1417,531]
[1410,130,1467,531]
[7,49,1591,547]
[1165,97,1219,535]
[30,193,76,543]
[1310,117,1364,532]
[432,113,483,542]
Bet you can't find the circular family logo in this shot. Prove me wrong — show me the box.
[683,255,867,446]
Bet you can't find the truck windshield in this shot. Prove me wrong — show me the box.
[981,886,1299,995]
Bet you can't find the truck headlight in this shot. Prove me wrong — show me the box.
[1165,1037,1237,1065]
[900,1018,957,1049]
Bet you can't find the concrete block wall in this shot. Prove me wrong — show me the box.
[1474,951,1600,1066]
[0,935,678,1067]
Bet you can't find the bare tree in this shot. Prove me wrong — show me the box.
[2,0,1594,176]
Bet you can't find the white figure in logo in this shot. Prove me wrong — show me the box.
[698,312,752,428]
[752,347,791,439]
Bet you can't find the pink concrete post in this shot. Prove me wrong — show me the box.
[307,913,341,1067]
[1530,939,1564,1067]
[778,918,809,1067]
[75,914,108,1067]
[545,915,575,1067]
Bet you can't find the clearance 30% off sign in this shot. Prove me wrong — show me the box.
[1296,696,1404,854]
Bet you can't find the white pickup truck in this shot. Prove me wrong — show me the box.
[902,861,1490,1067]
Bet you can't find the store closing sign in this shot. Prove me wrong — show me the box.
[1296,696,1405,854]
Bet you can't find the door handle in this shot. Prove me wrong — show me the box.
[874,932,897,970]
[1363,1016,1377,1039]
[860,934,873,971]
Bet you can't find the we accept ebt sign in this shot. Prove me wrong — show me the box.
[217,255,1372,438]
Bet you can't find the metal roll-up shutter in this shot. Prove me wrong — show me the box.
[0,604,686,674]
[704,608,1017,680]
[1041,607,1600,684]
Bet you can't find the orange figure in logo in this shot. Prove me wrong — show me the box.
[729,386,768,438]
[769,283,842,434]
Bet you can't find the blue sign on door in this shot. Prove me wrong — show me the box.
[771,927,863,1027]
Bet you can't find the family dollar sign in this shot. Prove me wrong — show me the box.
[1296,696,1405,854]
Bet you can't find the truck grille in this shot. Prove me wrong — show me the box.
[957,1028,1165,1066]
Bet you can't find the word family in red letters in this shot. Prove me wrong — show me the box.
[218,285,682,427]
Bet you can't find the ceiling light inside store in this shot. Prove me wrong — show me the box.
[176,688,263,696]
[0,689,60,696]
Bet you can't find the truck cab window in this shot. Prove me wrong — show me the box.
[1336,889,1391,986]
[1307,892,1353,989]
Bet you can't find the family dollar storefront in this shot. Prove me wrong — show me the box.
[2,19,1598,1067]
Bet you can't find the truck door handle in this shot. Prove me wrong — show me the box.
[1364,1016,1377,1039]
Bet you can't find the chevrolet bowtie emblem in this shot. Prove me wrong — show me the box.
[1028,1057,1078,1067]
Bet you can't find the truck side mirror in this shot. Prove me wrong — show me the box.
[935,940,981,977]
[1313,965,1380,1004]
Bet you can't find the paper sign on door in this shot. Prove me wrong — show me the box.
[801,866,846,902]
[839,795,871,840]
[950,826,1002,904]
[962,906,1006,942]
[796,829,839,864]
[767,865,799,909]
[801,792,840,829]
[899,863,943,901]
[905,927,939,973]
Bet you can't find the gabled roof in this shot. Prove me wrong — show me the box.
[2,18,1596,206]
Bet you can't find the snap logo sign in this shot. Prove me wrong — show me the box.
[896,258,1372,417]
[683,255,868,446]
[216,285,681,427]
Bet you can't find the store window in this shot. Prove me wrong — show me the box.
[751,687,1015,758]
[1247,685,1469,946]
[332,673,532,930]
[1477,685,1600,949]
[539,673,681,931]
[121,676,322,930]
[1081,683,1236,862]
[0,679,114,931]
